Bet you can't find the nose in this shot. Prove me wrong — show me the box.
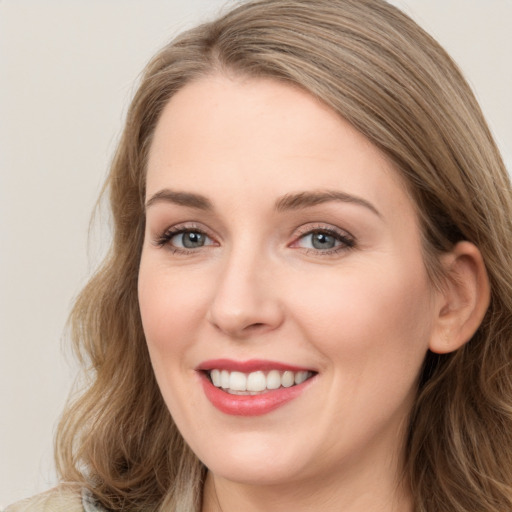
[207,248,284,339]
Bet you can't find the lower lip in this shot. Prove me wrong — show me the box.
[200,373,314,416]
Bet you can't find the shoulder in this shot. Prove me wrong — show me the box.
[4,486,105,512]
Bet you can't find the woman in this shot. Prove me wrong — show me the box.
[7,0,512,510]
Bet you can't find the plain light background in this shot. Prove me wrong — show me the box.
[1,0,511,506]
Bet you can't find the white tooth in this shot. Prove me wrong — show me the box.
[294,371,309,385]
[229,371,247,391]
[282,371,295,388]
[247,371,266,392]
[221,370,230,389]
[211,369,221,387]
[266,370,281,390]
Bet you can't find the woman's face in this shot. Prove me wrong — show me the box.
[138,75,439,488]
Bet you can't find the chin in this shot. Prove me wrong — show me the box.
[208,458,307,487]
[196,431,317,486]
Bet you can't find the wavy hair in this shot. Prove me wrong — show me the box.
[55,1,512,510]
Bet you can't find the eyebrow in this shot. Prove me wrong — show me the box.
[145,189,213,211]
[145,188,381,217]
[275,190,381,217]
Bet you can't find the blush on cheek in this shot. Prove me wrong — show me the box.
[293,265,432,362]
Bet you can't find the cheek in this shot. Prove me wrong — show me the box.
[138,272,209,438]
[286,260,433,447]
[289,258,434,372]
[138,260,207,354]
[138,259,208,421]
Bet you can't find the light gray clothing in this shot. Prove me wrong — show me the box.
[4,487,106,512]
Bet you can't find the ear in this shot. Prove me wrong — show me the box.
[429,241,490,354]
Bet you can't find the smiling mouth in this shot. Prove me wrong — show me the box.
[206,369,316,395]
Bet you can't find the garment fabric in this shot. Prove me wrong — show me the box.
[3,487,105,512]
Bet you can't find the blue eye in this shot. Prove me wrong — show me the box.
[300,232,338,250]
[294,228,355,253]
[172,231,210,249]
[155,228,215,251]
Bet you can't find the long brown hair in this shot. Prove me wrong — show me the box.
[55,1,512,510]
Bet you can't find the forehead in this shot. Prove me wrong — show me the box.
[146,74,414,222]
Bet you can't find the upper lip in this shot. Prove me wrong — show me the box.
[196,358,315,373]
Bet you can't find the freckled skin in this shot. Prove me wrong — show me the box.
[138,75,439,511]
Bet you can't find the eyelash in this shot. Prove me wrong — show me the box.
[153,224,215,254]
[290,225,355,255]
[153,223,356,256]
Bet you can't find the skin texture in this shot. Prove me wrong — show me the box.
[138,75,487,512]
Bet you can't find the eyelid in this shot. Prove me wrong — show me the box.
[152,222,219,250]
[294,222,351,236]
[151,221,355,256]
[289,223,356,254]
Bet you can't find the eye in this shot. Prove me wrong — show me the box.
[172,230,211,249]
[291,226,355,254]
[154,226,216,252]
[299,231,338,250]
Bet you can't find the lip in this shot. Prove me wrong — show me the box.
[196,358,312,373]
[196,359,317,416]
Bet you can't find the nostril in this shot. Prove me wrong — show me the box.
[246,322,265,331]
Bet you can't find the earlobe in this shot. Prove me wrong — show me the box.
[429,241,490,354]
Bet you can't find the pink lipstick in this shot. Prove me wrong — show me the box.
[196,359,316,416]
